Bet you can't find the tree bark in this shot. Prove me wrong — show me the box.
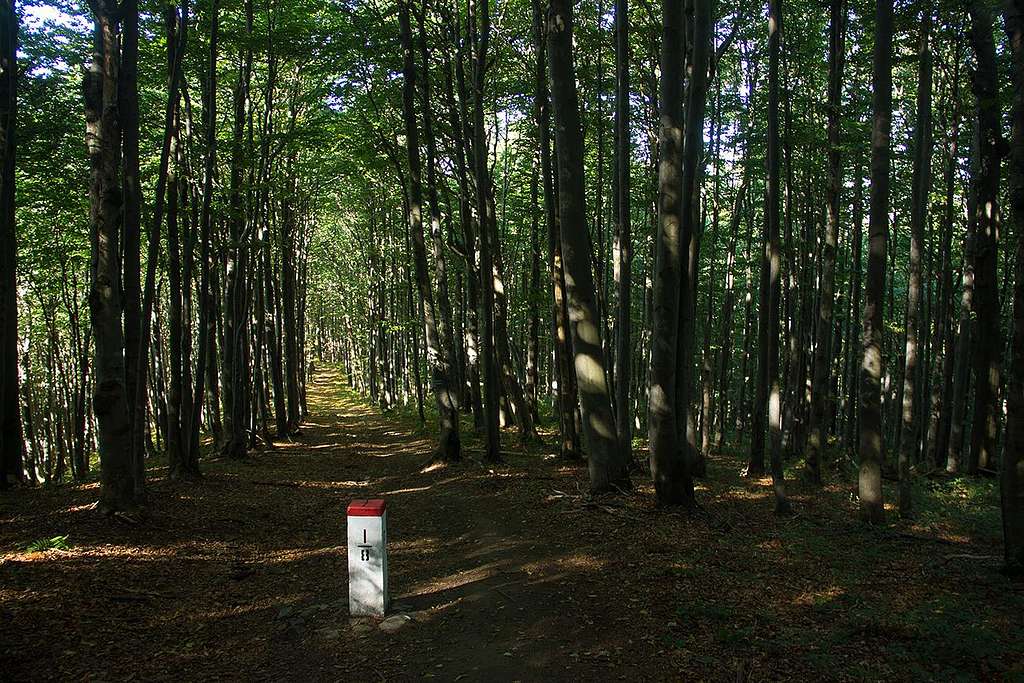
[967,0,1004,474]
[547,0,630,494]
[764,0,790,514]
[648,0,693,506]
[898,11,931,515]
[807,0,846,484]
[532,0,578,458]
[0,0,20,487]
[859,0,893,524]
[85,5,139,514]
[399,0,460,463]
[469,0,500,463]
[186,0,219,469]
[613,0,632,457]
[677,0,711,484]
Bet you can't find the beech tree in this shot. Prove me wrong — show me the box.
[859,0,893,524]
[547,0,629,493]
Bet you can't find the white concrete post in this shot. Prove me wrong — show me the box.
[347,499,388,616]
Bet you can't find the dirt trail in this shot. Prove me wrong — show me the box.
[2,368,1019,681]
[1,370,651,681]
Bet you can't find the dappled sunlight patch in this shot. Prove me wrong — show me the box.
[792,586,845,607]
[404,563,499,597]
[718,487,771,502]
[521,551,608,575]
[381,484,434,495]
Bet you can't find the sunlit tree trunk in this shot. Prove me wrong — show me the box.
[859,0,893,524]
[648,0,692,505]
[677,0,711,484]
[469,0,500,463]
[547,0,630,494]
[416,8,462,437]
[532,0,578,458]
[613,0,632,456]
[764,0,790,514]
[399,0,460,464]
[898,11,931,514]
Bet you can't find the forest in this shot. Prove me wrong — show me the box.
[1,0,1023,678]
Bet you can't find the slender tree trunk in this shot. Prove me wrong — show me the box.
[416,7,462,440]
[859,0,893,524]
[547,0,630,494]
[807,0,846,484]
[613,0,632,456]
[0,0,21,487]
[532,0,578,458]
[167,73,184,475]
[676,0,711,485]
[648,0,693,506]
[764,0,790,514]
[844,157,864,451]
[120,0,143,493]
[186,0,219,469]
[400,0,460,463]
[898,11,932,514]
[470,0,500,463]
[928,68,961,467]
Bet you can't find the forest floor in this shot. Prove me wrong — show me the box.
[2,368,1023,682]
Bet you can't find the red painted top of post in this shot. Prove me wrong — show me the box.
[347,499,387,516]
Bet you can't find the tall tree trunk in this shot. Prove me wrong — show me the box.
[898,11,932,514]
[613,0,632,456]
[967,0,1003,474]
[547,0,630,494]
[0,0,21,487]
[764,0,790,514]
[527,161,541,424]
[86,6,138,514]
[677,0,711,485]
[648,0,693,506]
[416,6,462,440]
[807,0,846,484]
[120,0,143,493]
[281,159,301,433]
[927,59,961,467]
[400,0,460,463]
[532,0,578,458]
[132,2,186,482]
[1001,0,1024,577]
[222,0,253,459]
[469,0,500,463]
[166,61,184,476]
[844,156,864,451]
[859,0,893,524]
[186,0,219,469]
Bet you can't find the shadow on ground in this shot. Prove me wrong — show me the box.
[1,368,1021,681]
